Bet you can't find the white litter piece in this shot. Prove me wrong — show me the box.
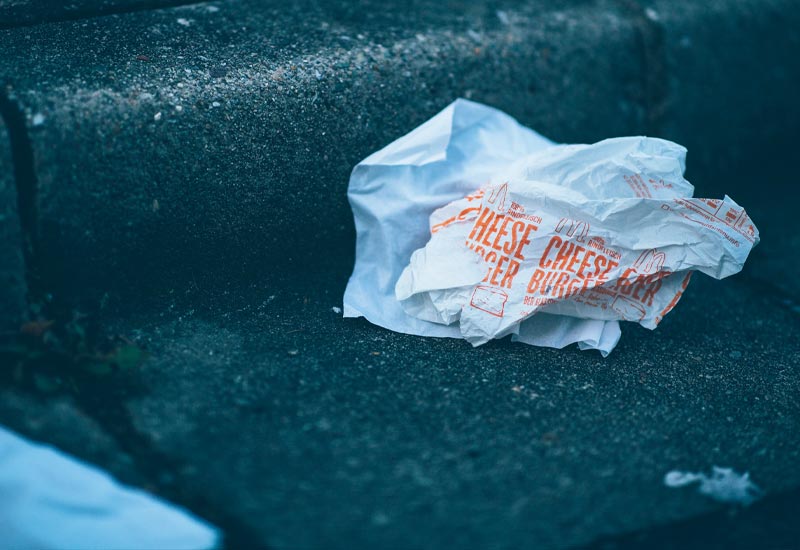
[664,466,764,505]
[343,99,622,355]
[0,425,219,549]
[399,177,757,346]
[345,99,758,355]
[332,306,342,314]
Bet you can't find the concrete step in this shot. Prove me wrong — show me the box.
[0,0,797,322]
[0,0,645,318]
[89,273,800,548]
[1,1,799,547]
[0,0,197,29]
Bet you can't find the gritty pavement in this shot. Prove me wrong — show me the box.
[0,0,798,547]
[93,273,799,548]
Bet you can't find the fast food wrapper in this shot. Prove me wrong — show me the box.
[344,99,623,355]
[344,99,759,355]
[396,141,759,347]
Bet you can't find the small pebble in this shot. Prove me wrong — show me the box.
[211,101,221,108]
[153,112,162,121]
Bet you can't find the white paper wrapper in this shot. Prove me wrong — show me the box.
[0,426,219,549]
[343,99,623,355]
[396,143,758,346]
[345,99,758,355]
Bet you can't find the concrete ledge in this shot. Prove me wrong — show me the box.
[0,0,796,317]
[106,273,800,548]
[0,0,648,314]
[0,0,196,29]
[649,0,800,189]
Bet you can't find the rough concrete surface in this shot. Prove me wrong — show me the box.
[648,0,800,181]
[0,0,650,313]
[0,114,27,328]
[0,0,196,28]
[0,0,798,548]
[100,274,799,549]
[643,0,800,300]
[0,389,142,484]
[0,0,797,316]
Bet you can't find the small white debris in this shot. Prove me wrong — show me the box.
[645,8,660,22]
[496,10,510,25]
[31,113,46,126]
[332,306,342,314]
[153,112,162,121]
[177,18,191,27]
[315,70,323,80]
[211,101,221,108]
[664,466,763,505]
[664,470,701,487]
[207,6,220,13]
[175,105,183,112]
